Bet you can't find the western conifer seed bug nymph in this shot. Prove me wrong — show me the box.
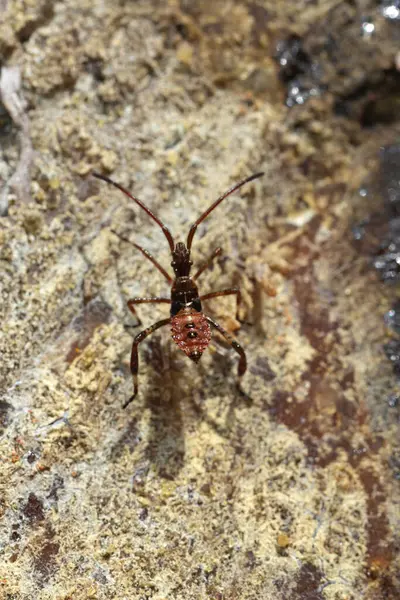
[93,171,264,407]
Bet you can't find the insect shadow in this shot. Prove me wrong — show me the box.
[109,334,186,478]
[142,335,186,479]
[188,337,254,439]
[109,334,251,476]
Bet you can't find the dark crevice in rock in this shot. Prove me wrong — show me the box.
[0,399,13,433]
[335,69,400,128]
[15,1,54,44]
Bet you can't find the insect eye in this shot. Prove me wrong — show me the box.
[187,331,198,339]
[185,323,195,329]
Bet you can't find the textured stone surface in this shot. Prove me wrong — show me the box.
[0,1,399,599]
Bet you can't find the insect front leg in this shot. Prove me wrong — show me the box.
[200,288,242,322]
[124,317,171,408]
[127,297,170,327]
[205,315,247,377]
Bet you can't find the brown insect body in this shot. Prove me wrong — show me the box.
[168,242,211,360]
[93,170,264,407]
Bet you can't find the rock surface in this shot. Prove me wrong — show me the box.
[0,1,399,599]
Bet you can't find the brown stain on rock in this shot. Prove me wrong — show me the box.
[65,298,112,363]
[291,563,324,600]
[33,528,60,584]
[22,494,60,582]
[269,219,395,592]
[360,469,394,573]
[23,493,45,524]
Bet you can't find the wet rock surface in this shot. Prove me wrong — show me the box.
[0,1,399,599]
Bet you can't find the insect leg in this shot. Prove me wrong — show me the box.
[111,229,173,283]
[205,315,247,377]
[127,297,171,327]
[200,288,242,321]
[193,247,223,281]
[125,317,171,408]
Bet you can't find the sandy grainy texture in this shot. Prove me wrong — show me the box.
[0,1,399,599]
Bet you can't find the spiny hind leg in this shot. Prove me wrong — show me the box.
[205,315,247,377]
[125,317,171,408]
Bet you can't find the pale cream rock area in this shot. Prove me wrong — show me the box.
[0,1,399,599]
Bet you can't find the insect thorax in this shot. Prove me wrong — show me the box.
[170,274,201,317]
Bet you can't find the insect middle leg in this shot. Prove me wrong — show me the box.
[111,229,172,283]
[193,247,223,281]
[200,288,242,321]
[125,317,171,408]
[127,297,171,327]
[205,315,247,377]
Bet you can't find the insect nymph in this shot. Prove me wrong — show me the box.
[93,171,264,407]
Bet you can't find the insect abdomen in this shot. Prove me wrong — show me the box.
[171,307,211,361]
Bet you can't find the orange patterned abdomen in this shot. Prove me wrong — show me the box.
[171,307,211,362]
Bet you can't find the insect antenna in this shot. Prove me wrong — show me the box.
[186,172,264,251]
[93,172,175,252]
